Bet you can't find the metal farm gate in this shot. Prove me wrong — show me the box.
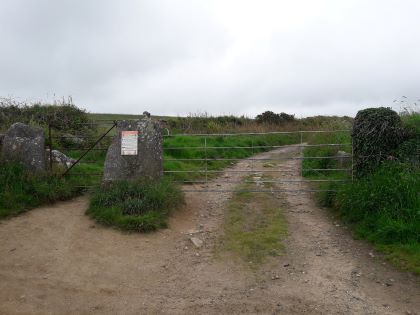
[163,130,353,193]
[48,123,353,193]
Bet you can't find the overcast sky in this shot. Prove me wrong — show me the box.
[0,0,419,117]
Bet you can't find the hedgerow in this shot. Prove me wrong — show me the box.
[352,107,405,176]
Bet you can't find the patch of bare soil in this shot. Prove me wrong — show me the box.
[0,146,419,314]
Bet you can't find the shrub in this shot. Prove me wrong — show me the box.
[86,178,184,232]
[256,111,295,124]
[0,97,92,134]
[352,107,405,176]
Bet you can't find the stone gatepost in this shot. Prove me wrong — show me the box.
[1,122,46,172]
[103,117,163,181]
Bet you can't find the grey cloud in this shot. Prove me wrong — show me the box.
[0,0,419,117]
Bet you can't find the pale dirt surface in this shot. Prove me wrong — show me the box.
[0,146,419,315]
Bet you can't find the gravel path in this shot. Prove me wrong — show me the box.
[0,146,418,314]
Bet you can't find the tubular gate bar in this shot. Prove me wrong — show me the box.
[163,129,352,193]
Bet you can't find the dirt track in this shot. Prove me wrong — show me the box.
[0,146,419,314]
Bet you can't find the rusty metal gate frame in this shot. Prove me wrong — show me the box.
[47,120,117,188]
[163,130,353,193]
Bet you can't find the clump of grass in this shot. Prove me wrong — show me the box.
[336,162,419,273]
[0,161,80,219]
[221,177,287,267]
[86,178,184,232]
[336,163,419,242]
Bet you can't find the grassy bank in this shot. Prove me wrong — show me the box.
[221,176,287,267]
[86,178,184,232]
[336,162,419,273]
[0,162,85,219]
[302,114,420,274]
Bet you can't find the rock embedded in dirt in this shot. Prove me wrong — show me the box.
[190,237,203,248]
[1,122,46,172]
[103,117,163,181]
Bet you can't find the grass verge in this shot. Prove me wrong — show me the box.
[336,162,420,274]
[0,161,82,219]
[302,124,420,274]
[221,176,287,267]
[86,178,184,232]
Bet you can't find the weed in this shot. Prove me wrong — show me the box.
[0,161,81,218]
[221,176,287,267]
[86,178,184,232]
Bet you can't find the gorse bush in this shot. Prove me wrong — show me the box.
[87,178,184,232]
[255,111,295,124]
[352,107,405,176]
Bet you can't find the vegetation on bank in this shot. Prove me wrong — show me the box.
[0,97,92,134]
[0,161,83,219]
[337,162,419,273]
[88,111,353,134]
[304,109,419,274]
[86,178,184,232]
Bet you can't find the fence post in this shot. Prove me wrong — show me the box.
[251,137,254,174]
[300,131,303,177]
[351,137,354,182]
[204,136,208,189]
[48,123,53,172]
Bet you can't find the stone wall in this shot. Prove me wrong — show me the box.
[103,117,163,181]
[1,123,46,172]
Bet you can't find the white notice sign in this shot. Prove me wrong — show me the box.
[121,131,138,155]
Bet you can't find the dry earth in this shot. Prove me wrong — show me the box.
[0,146,419,314]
